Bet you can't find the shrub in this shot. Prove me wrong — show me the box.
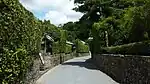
[102,40,150,55]
[65,44,72,54]
[0,47,30,84]
[52,42,60,54]
[52,30,72,54]
[59,30,67,53]
[76,39,89,53]
[52,42,72,54]
[0,0,43,83]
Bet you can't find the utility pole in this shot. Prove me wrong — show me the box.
[105,31,109,47]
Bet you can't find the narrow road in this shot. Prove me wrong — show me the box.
[36,56,119,84]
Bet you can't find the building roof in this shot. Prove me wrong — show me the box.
[66,41,74,45]
[46,35,54,42]
[81,41,86,44]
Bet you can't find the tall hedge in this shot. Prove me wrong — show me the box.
[0,0,43,83]
[65,44,72,54]
[75,39,89,53]
[52,30,72,54]
[52,42,60,54]
[59,30,67,53]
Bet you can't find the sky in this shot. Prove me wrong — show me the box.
[20,0,83,26]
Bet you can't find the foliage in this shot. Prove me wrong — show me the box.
[102,40,150,55]
[52,42,60,54]
[0,47,30,83]
[59,30,67,53]
[121,3,150,42]
[62,22,77,41]
[65,44,72,54]
[0,0,60,83]
[42,20,61,41]
[0,0,95,83]
[52,42,72,54]
[73,0,131,47]
[0,0,43,83]
[73,0,150,54]
[75,39,89,53]
[62,22,90,41]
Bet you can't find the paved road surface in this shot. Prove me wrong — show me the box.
[36,56,119,84]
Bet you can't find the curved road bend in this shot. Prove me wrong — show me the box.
[36,56,119,84]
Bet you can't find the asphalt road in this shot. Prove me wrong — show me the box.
[36,56,119,84]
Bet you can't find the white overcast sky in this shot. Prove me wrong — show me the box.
[20,0,83,25]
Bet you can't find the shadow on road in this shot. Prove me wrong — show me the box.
[62,58,120,84]
[62,59,99,70]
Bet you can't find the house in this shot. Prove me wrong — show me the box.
[41,33,54,55]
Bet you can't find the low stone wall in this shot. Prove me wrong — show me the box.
[25,52,87,84]
[76,52,90,57]
[93,54,150,84]
[25,57,41,84]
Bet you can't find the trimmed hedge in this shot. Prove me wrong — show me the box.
[52,42,60,54]
[65,44,72,54]
[102,40,150,55]
[59,30,67,53]
[1,48,30,84]
[0,0,43,83]
[0,0,64,83]
[76,39,89,53]
[52,42,72,54]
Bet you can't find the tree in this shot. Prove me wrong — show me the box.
[62,21,90,41]
[73,0,150,54]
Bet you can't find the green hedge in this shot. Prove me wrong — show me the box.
[52,42,60,54]
[59,30,67,53]
[65,44,72,54]
[76,39,89,53]
[0,0,44,83]
[53,42,73,54]
[102,41,150,55]
[0,0,63,83]
[0,48,31,84]
[52,42,72,54]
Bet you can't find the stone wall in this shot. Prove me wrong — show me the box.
[93,54,150,84]
[25,52,87,84]
[77,52,90,57]
[25,57,41,84]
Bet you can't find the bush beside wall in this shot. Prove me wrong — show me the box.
[0,0,43,83]
[65,44,72,54]
[52,42,72,54]
[102,40,150,55]
[75,39,89,53]
[52,42,60,54]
